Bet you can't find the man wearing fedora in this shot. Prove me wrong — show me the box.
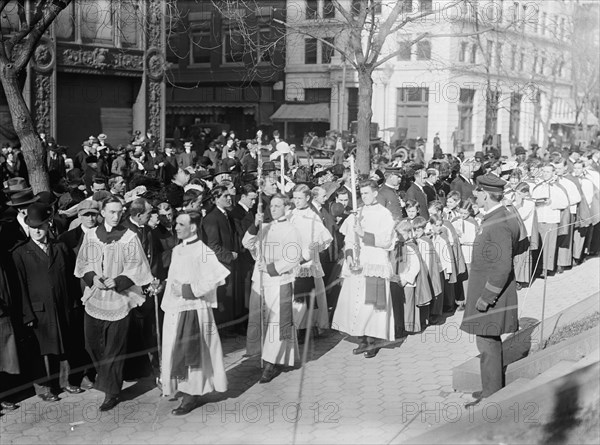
[12,203,82,401]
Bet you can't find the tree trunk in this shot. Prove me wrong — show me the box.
[0,61,49,193]
[355,68,374,174]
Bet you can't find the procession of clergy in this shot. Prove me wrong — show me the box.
[2,135,600,416]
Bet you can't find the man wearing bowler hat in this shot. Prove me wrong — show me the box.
[460,174,521,406]
[12,203,82,401]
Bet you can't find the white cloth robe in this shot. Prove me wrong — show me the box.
[332,203,396,341]
[160,239,230,397]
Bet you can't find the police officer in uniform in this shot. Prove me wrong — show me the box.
[460,174,521,406]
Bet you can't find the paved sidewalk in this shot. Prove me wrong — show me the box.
[1,257,598,444]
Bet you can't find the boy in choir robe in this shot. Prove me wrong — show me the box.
[412,216,444,325]
[452,201,478,310]
[391,220,432,335]
[429,201,467,309]
[405,199,420,222]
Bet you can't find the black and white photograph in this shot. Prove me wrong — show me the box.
[1,0,599,443]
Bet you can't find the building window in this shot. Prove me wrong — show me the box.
[485,89,500,136]
[420,0,432,12]
[416,40,431,60]
[402,0,413,13]
[459,42,468,62]
[541,12,546,35]
[458,89,475,144]
[540,57,545,75]
[223,29,245,63]
[81,0,113,44]
[495,43,503,68]
[351,0,361,16]
[306,0,318,19]
[510,45,517,70]
[305,38,318,64]
[486,40,493,63]
[305,88,331,103]
[519,52,525,71]
[322,37,335,64]
[558,61,564,78]
[530,7,539,33]
[323,0,335,18]
[191,30,211,64]
[532,53,538,74]
[470,44,477,63]
[559,17,565,40]
[398,87,429,102]
[56,2,75,41]
[398,41,412,61]
[509,93,521,145]
[373,1,383,14]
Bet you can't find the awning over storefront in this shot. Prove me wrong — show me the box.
[551,98,599,127]
[270,103,330,123]
[167,103,256,115]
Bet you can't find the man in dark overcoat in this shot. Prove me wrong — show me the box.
[12,203,82,401]
[405,164,430,219]
[376,169,403,221]
[460,174,521,406]
[202,184,238,324]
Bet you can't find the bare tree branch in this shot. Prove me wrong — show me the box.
[13,0,71,72]
[272,17,357,69]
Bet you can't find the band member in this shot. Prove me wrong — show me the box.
[161,211,230,415]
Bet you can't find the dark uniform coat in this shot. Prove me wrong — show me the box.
[460,205,521,337]
[12,239,73,356]
[376,184,403,221]
[450,174,475,201]
[405,183,430,219]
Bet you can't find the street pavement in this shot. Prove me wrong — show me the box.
[1,257,598,444]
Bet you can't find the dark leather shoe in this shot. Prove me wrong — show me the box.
[363,348,380,359]
[464,397,483,408]
[353,341,369,355]
[99,396,119,412]
[172,395,198,416]
[38,393,59,402]
[0,401,18,410]
[259,363,278,384]
[557,266,564,274]
[63,385,84,394]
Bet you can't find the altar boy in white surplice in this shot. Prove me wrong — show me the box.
[332,179,397,359]
[161,211,230,416]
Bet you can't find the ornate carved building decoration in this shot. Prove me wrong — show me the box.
[146,0,165,140]
[31,37,56,135]
[57,46,144,76]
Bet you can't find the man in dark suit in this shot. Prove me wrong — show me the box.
[122,198,157,380]
[202,185,238,324]
[58,199,100,389]
[460,174,521,407]
[376,169,403,221]
[230,184,257,321]
[12,203,82,401]
[143,147,165,179]
[450,160,476,200]
[405,164,430,219]
[423,168,440,204]
[311,185,341,311]
[73,141,94,171]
